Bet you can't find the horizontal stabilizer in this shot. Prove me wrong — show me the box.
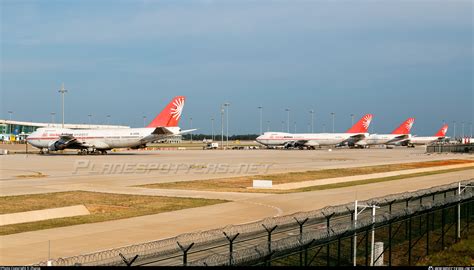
[179,129,197,135]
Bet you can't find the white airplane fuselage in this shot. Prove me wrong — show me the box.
[256,132,367,147]
[408,136,443,145]
[27,127,181,150]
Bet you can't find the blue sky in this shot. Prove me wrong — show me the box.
[1,0,472,136]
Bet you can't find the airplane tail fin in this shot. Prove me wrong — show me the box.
[391,117,415,135]
[434,124,448,137]
[346,114,373,133]
[147,96,186,127]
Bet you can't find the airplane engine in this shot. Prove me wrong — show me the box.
[48,140,68,151]
[284,142,296,149]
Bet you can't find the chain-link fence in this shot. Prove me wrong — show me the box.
[427,143,474,153]
[37,179,473,266]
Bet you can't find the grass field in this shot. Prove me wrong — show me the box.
[140,159,474,193]
[0,191,227,235]
[417,239,474,266]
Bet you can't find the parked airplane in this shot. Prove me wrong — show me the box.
[355,118,415,147]
[256,114,373,149]
[408,124,449,146]
[27,96,192,154]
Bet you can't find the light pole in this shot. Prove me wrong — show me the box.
[211,117,215,141]
[309,109,315,133]
[285,108,290,133]
[143,116,147,127]
[453,121,456,139]
[331,112,335,133]
[88,114,93,125]
[51,112,56,125]
[258,106,263,135]
[106,115,111,125]
[190,117,193,143]
[224,103,230,148]
[221,105,225,149]
[351,113,354,126]
[7,111,13,134]
[58,83,67,128]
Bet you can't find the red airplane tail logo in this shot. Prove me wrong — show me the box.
[391,117,415,135]
[147,96,186,127]
[346,114,373,133]
[434,124,448,137]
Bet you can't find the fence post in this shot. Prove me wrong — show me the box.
[405,198,411,239]
[119,253,139,267]
[337,238,341,266]
[324,213,335,267]
[262,224,278,255]
[408,215,412,265]
[303,239,315,266]
[457,182,461,241]
[365,228,369,266]
[353,200,358,266]
[326,242,331,267]
[388,221,392,266]
[294,217,309,266]
[223,232,239,266]
[441,208,445,249]
[467,201,470,238]
[177,241,194,266]
[426,212,430,256]
[388,200,395,214]
[350,211,354,264]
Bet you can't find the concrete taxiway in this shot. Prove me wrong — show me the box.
[1,148,470,197]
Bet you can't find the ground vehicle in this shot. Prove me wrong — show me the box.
[203,142,219,149]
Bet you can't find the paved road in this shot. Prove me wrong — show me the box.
[1,169,472,265]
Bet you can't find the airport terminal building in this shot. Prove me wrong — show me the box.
[0,119,129,142]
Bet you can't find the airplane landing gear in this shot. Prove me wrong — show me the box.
[78,149,108,155]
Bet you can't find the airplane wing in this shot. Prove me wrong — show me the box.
[338,134,367,147]
[347,134,367,143]
[282,140,309,148]
[59,134,77,143]
[49,134,85,150]
[294,140,308,145]
[386,134,410,144]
